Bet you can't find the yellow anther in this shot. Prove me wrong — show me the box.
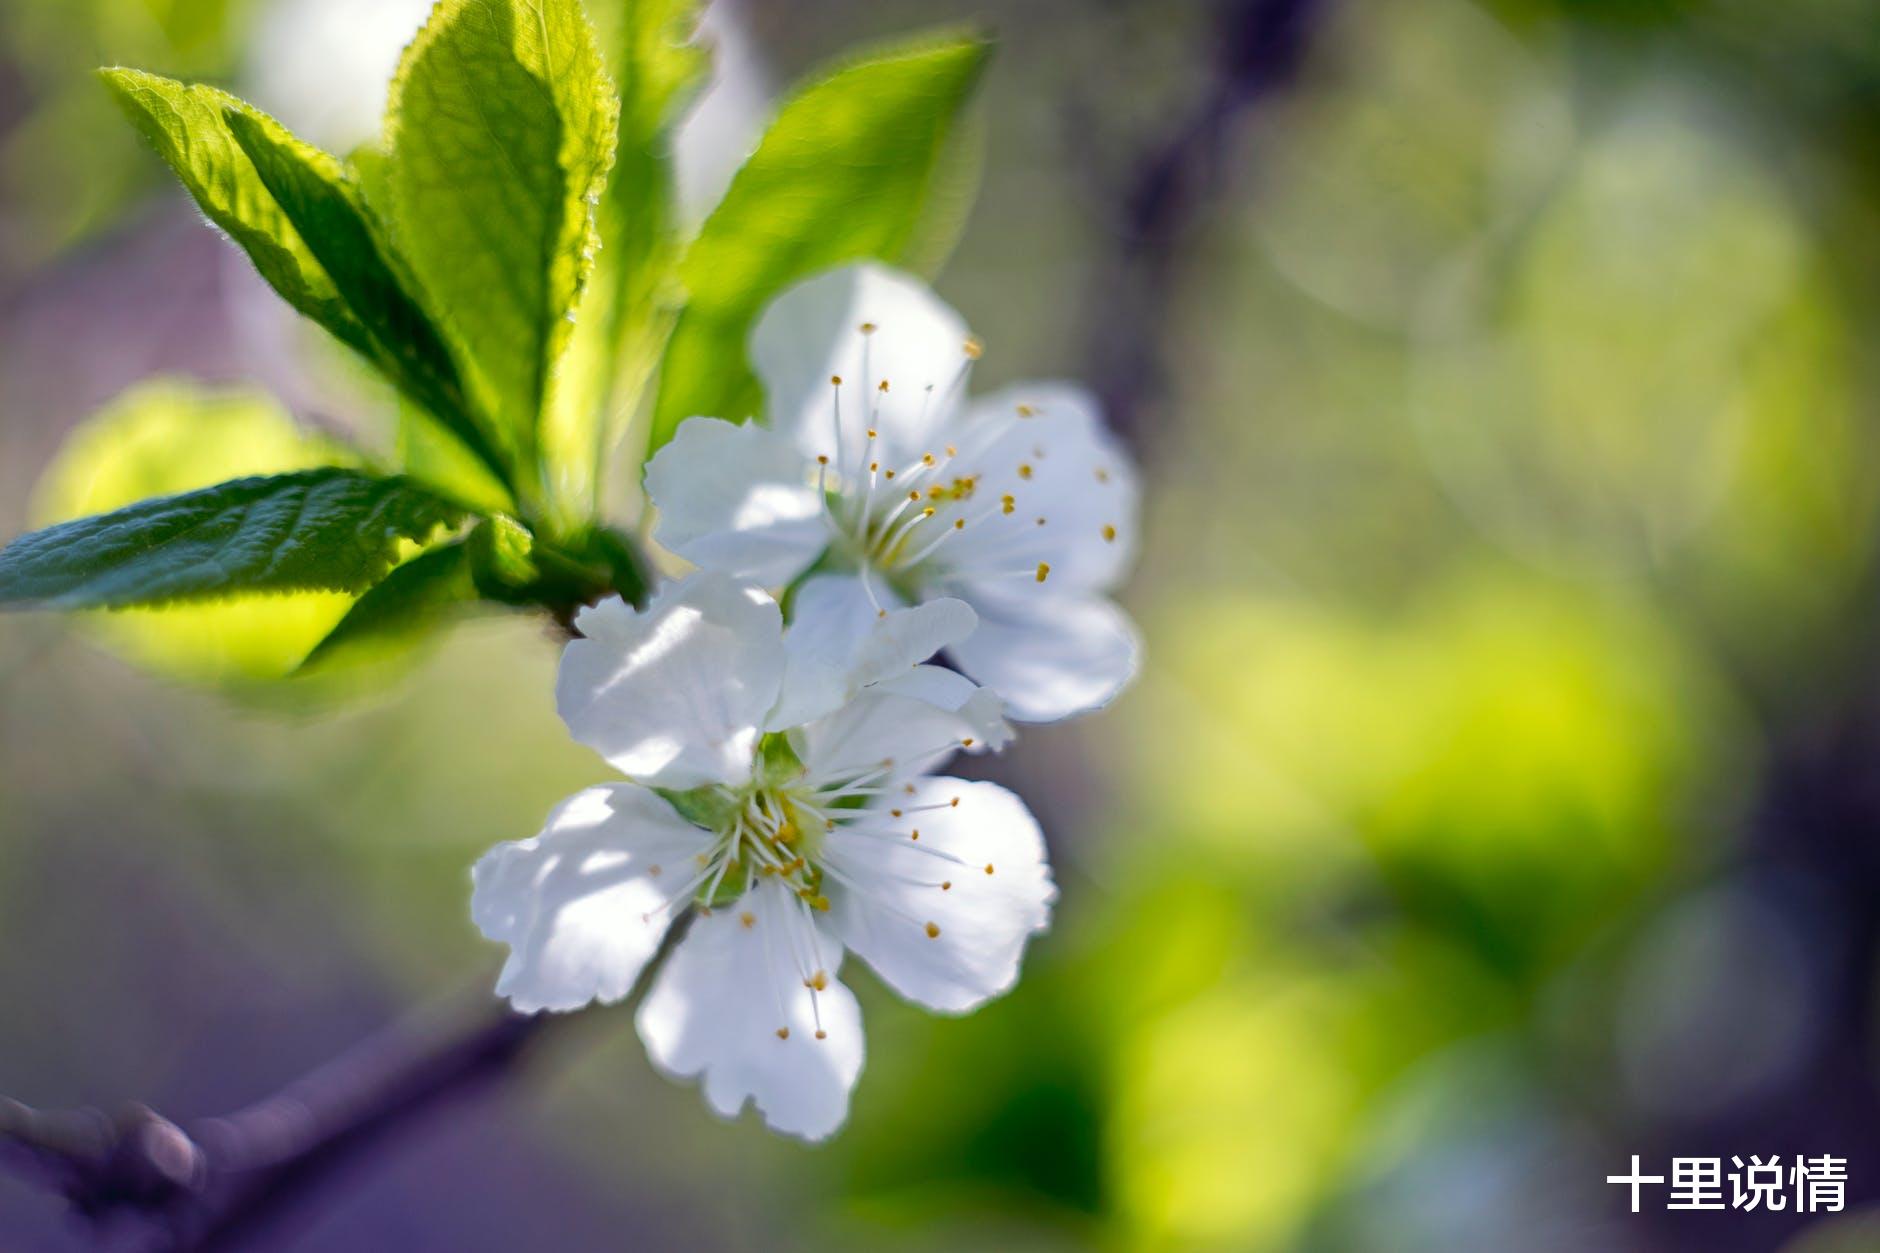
[911,829,920,841]
[953,519,965,530]
[830,374,843,385]
[878,379,891,392]
[922,452,936,466]
[925,921,941,939]
[1095,467,1111,483]
[1036,562,1051,583]
[860,321,877,334]
[815,1029,828,1039]
[941,881,952,891]
[695,854,710,867]
[739,911,755,929]
[811,895,831,912]
[1103,524,1117,542]
[1016,403,1036,417]
[817,454,829,465]
[908,490,921,502]
[777,821,799,845]
[922,507,936,518]
[1001,494,1016,515]
[885,469,897,479]
[867,428,878,439]
[808,970,829,991]
[1036,517,1047,526]
[946,444,958,457]
[890,808,903,818]
[777,1027,791,1040]
[1017,463,1034,480]
[984,863,995,875]
[962,738,976,747]
[963,336,983,359]
[951,796,961,807]
[870,461,879,472]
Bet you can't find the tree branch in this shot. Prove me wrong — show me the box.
[1,913,691,1252]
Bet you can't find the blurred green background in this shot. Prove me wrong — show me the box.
[5,0,1880,1249]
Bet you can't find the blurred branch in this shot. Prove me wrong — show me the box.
[1079,0,1331,459]
[0,913,691,1252]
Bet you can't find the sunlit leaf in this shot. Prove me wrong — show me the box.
[101,69,514,498]
[646,31,990,454]
[224,106,512,497]
[100,68,380,367]
[384,0,620,505]
[540,0,707,521]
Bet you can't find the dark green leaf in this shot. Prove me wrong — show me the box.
[646,31,990,454]
[297,538,480,674]
[0,469,464,610]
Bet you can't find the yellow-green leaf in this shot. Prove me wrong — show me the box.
[646,31,990,455]
[384,0,620,507]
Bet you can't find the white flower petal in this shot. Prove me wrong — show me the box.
[940,382,1140,593]
[471,785,713,1014]
[795,681,1009,786]
[558,575,784,788]
[769,575,976,730]
[635,878,864,1141]
[826,778,1055,1014]
[644,417,828,585]
[751,263,975,469]
[946,589,1140,723]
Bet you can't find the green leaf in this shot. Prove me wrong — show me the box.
[25,379,368,682]
[222,107,513,497]
[99,68,379,367]
[0,468,464,610]
[541,0,707,520]
[100,69,515,501]
[384,0,620,508]
[645,31,991,455]
[297,538,480,674]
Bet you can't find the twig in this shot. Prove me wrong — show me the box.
[1,914,691,1251]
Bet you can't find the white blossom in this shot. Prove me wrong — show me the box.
[645,263,1142,722]
[471,572,1055,1140]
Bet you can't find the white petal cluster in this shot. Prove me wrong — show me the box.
[473,264,1141,1140]
[646,263,1141,723]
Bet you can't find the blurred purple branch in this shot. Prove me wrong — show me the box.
[0,914,691,1252]
[1080,0,1331,459]
[0,1007,549,1251]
